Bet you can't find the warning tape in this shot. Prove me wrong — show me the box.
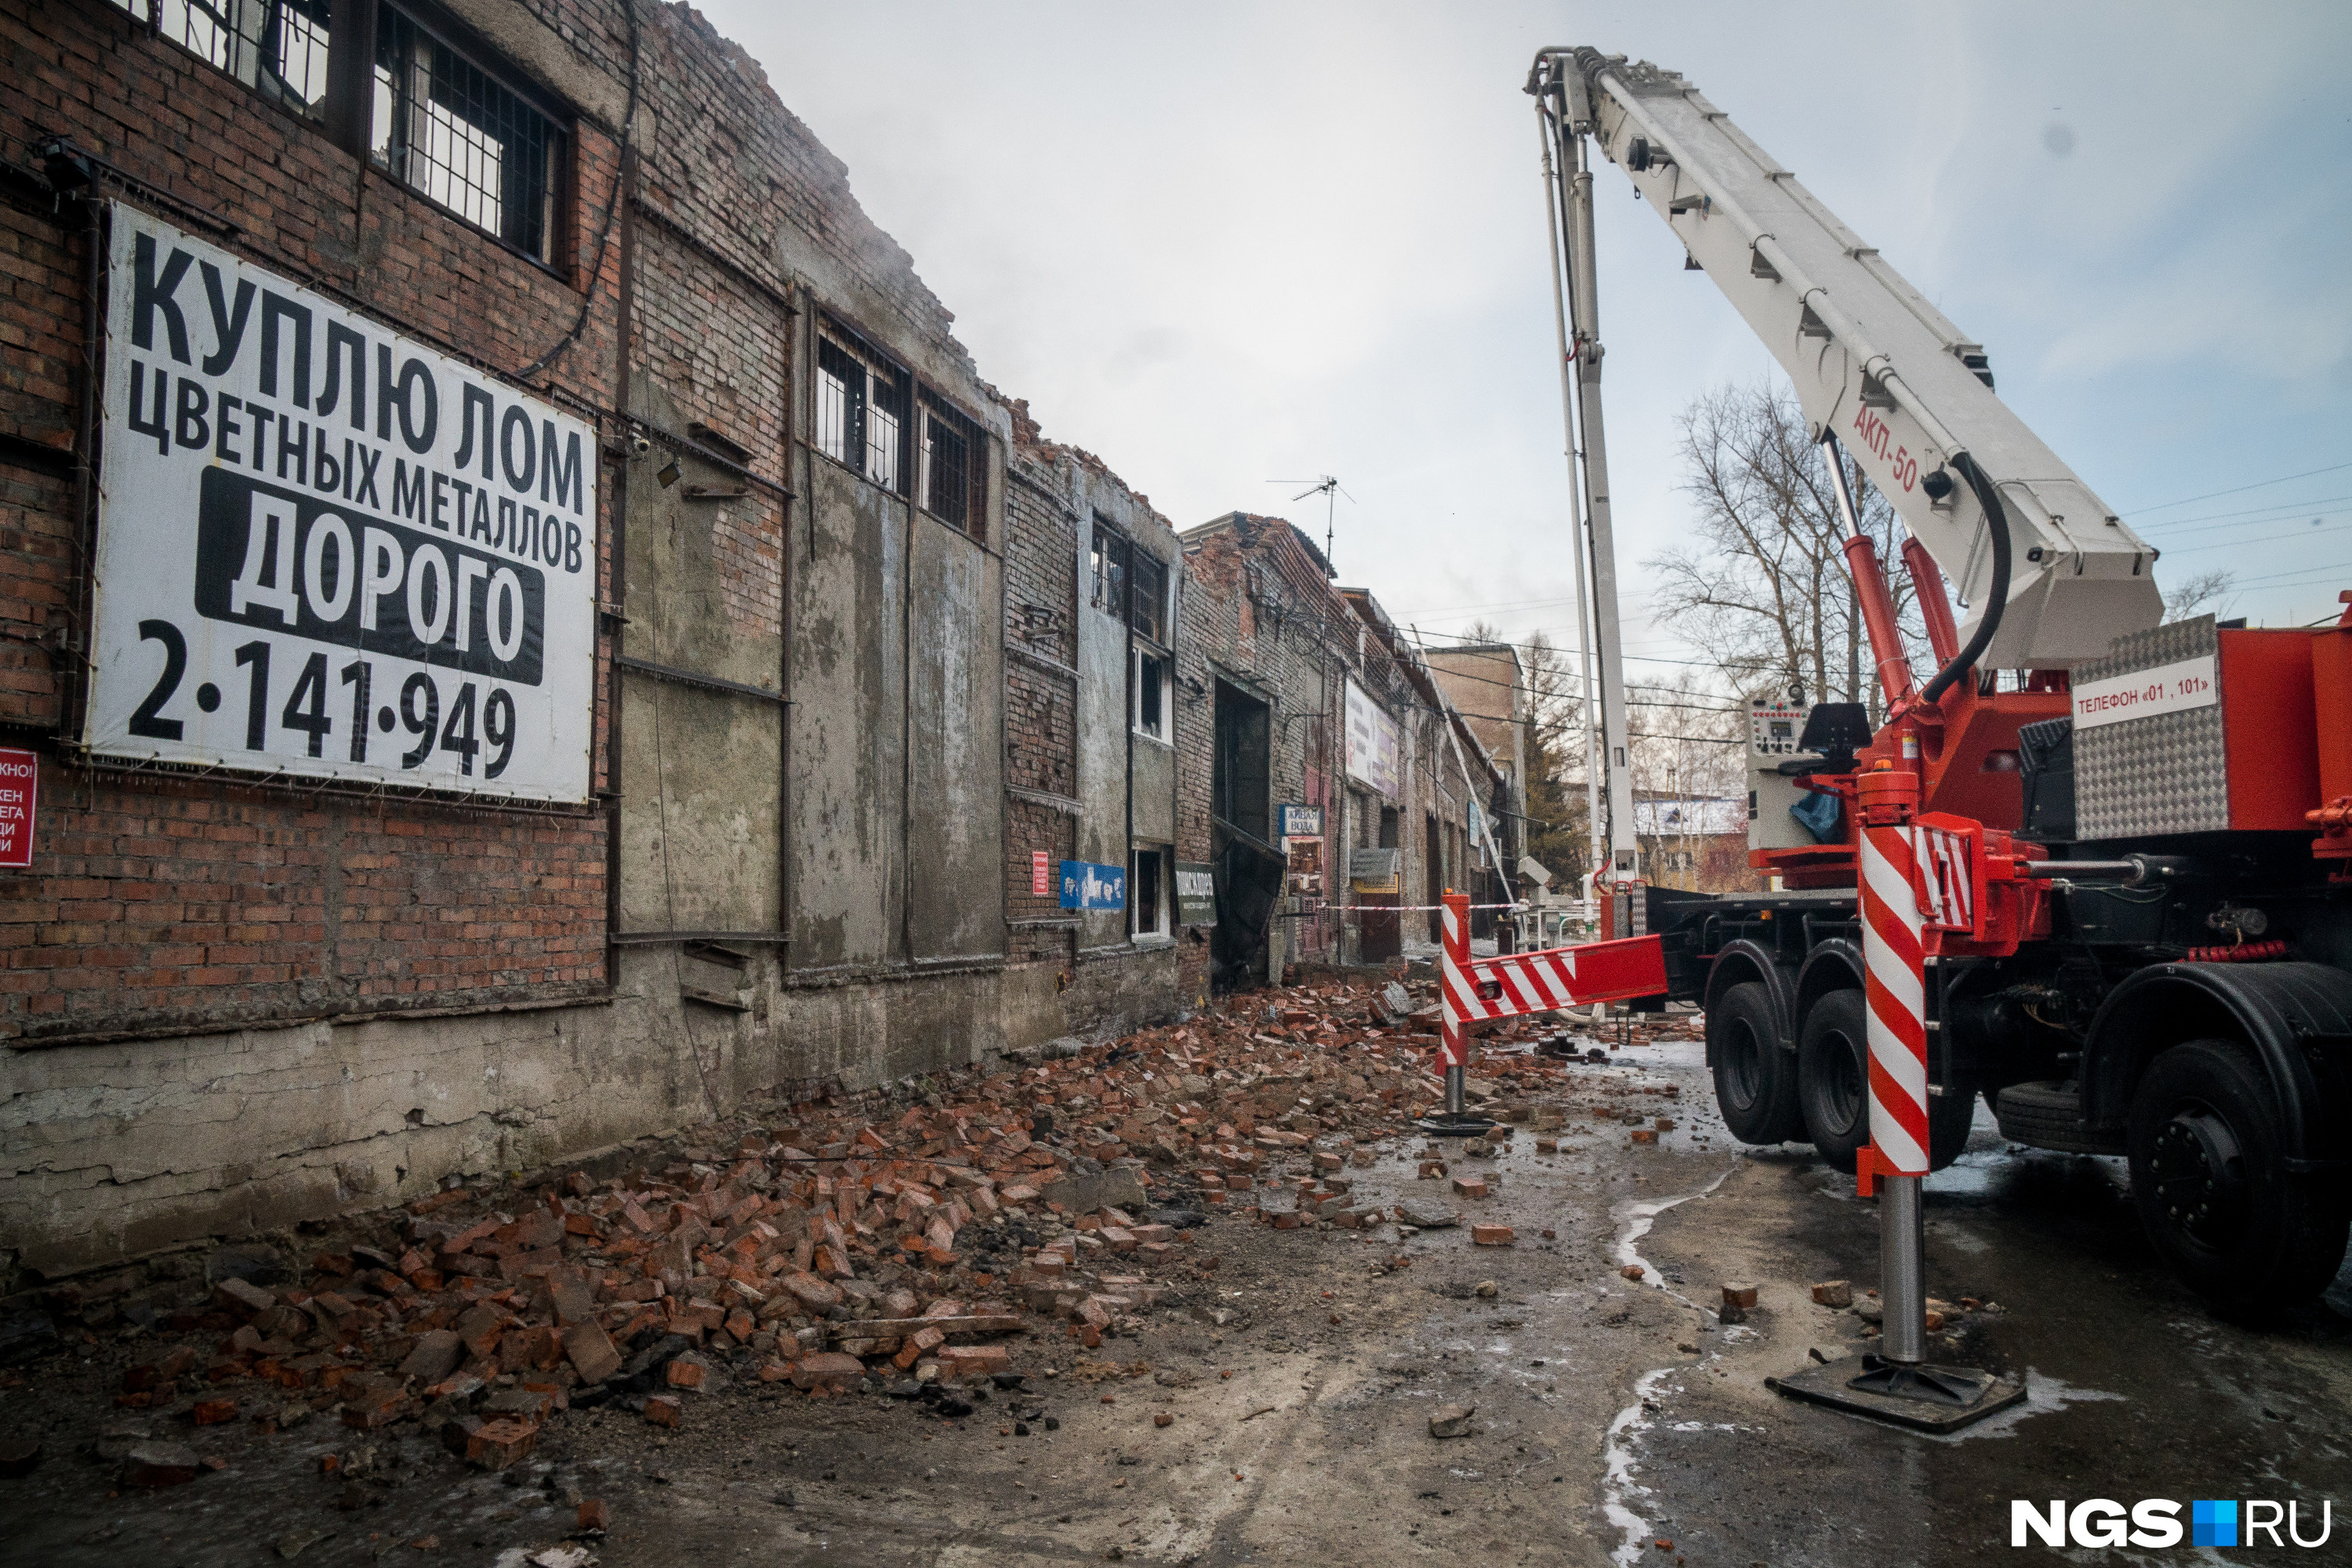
[1316,901,1530,913]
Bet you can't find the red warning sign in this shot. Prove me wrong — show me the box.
[0,748,34,869]
[1031,850,1050,896]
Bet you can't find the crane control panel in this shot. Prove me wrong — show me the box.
[1748,696,1816,851]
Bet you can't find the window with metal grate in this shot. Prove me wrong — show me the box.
[371,5,567,265]
[114,0,335,116]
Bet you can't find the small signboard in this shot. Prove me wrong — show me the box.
[1175,862,1218,926]
[1344,678,1400,799]
[1276,802,1323,839]
[1031,850,1051,897]
[0,748,34,869]
[1059,859,1127,911]
[1349,845,1401,892]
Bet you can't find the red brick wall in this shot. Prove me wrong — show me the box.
[1001,441,1078,967]
[0,0,628,1040]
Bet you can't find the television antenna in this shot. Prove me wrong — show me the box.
[1265,474,1353,575]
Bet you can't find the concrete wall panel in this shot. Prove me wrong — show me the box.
[617,675,782,931]
[791,460,907,969]
[907,519,1005,962]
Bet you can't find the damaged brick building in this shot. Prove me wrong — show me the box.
[0,0,1046,1283]
[1174,514,1507,994]
[999,403,1188,1035]
[0,0,1508,1289]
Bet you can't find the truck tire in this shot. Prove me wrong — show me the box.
[1708,981,1802,1145]
[2126,1038,2351,1307]
[1798,989,1974,1174]
[1993,1080,2125,1155]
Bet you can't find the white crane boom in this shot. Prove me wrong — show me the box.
[1532,48,2163,674]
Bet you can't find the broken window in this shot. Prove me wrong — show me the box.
[920,398,984,535]
[1131,845,1167,938]
[372,5,568,265]
[1134,648,1168,742]
[1090,522,1128,617]
[815,328,909,492]
[117,0,334,114]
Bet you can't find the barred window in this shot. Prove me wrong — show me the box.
[815,331,909,492]
[1090,522,1128,616]
[918,399,985,535]
[1130,551,1167,644]
[119,1,334,115]
[372,6,566,264]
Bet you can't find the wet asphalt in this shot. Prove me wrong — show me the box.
[1617,1040,2352,1568]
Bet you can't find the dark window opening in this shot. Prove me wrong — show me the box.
[1091,522,1128,617]
[1131,846,1166,938]
[1425,812,1443,940]
[920,399,982,535]
[1214,681,1271,844]
[815,329,909,492]
[1135,649,1167,741]
[1130,551,1167,644]
[373,5,567,264]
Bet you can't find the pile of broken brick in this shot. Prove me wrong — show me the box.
[5,979,1702,1488]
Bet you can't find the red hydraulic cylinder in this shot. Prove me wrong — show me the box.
[1842,532,1916,712]
[1902,536,1961,667]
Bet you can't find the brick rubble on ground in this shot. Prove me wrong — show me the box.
[5,981,1706,1488]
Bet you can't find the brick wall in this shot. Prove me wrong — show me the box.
[0,0,630,1042]
[998,413,1181,1033]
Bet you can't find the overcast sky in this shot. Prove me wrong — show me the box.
[711,1,2351,682]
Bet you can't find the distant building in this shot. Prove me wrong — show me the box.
[1424,641,1528,874]
[1632,796,1760,894]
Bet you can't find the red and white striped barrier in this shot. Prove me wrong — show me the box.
[1860,825,1930,1176]
[1439,896,1472,1070]
[1911,818,1978,933]
[1438,891,1668,1073]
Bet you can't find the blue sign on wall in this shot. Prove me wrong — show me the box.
[1059,859,1127,911]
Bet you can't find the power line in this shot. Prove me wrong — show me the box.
[2139,493,2351,535]
[2118,460,2352,515]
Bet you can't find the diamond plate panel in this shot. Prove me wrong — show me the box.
[2074,615,2227,839]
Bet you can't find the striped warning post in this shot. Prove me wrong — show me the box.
[1860,824,1930,1174]
[1438,892,1470,1069]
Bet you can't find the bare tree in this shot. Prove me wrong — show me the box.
[1624,673,1742,890]
[1648,383,1931,724]
[2160,567,2238,624]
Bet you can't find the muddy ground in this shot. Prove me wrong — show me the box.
[5,1029,2348,1568]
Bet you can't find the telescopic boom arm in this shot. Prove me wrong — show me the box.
[1527,48,2163,678]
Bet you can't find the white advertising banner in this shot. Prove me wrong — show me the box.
[1344,677,1399,799]
[88,206,597,801]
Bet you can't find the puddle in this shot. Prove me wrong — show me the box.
[1601,1365,1679,1567]
[1600,1157,1743,1566]
[1610,1163,1739,1299]
[1922,1368,2128,1445]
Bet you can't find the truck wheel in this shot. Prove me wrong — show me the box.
[1708,981,1801,1145]
[1797,989,1977,1174]
[1798,990,1871,1171]
[2127,1039,2350,1306]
